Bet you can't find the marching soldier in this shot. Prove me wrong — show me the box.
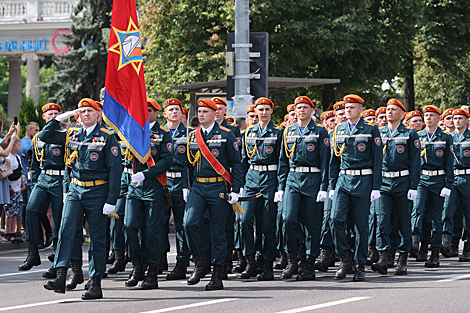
[276,96,330,281]
[362,109,377,125]
[410,105,453,268]
[238,97,283,281]
[376,107,388,128]
[373,99,420,275]
[124,98,173,289]
[334,101,347,123]
[246,105,259,128]
[287,104,297,126]
[184,99,242,290]
[405,110,424,132]
[330,94,383,282]
[442,109,455,133]
[41,98,122,300]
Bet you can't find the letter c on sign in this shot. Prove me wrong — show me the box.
[52,30,71,54]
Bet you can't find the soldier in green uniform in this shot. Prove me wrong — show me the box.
[330,94,383,282]
[441,109,470,261]
[184,99,242,291]
[19,103,65,274]
[372,99,420,275]
[277,96,330,281]
[162,98,193,280]
[238,97,283,281]
[41,98,122,300]
[410,105,453,267]
[124,98,173,289]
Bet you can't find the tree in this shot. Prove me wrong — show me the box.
[42,0,113,110]
[18,94,45,137]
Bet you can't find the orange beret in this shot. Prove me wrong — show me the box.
[42,103,61,113]
[361,109,376,118]
[74,112,80,121]
[453,109,470,118]
[323,111,335,121]
[333,101,345,111]
[182,107,188,116]
[147,98,161,111]
[284,114,289,122]
[376,107,387,115]
[423,105,441,115]
[163,98,182,110]
[287,104,296,112]
[344,94,364,104]
[224,116,234,123]
[441,108,454,118]
[387,98,406,111]
[294,96,314,107]
[405,110,423,121]
[212,97,227,106]
[97,101,103,109]
[78,98,101,111]
[254,97,274,108]
[198,99,218,111]
[246,105,256,113]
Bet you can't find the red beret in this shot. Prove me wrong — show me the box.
[42,103,61,113]
[376,107,387,115]
[182,107,188,116]
[224,116,234,123]
[405,110,423,121]
[246,105,256,113]
[287,104,296,112]
[387,98,406,111]
[294,96,314,107]
[453,109,470,118]
[361,109,376,118]
[321,111,335,121]
[163,98,182,110]
[344,94,364,104]
[198,99,218,111]
[254,97,274,109]
[333,101,345,111]
[147,98,161,111]
[441,108,454,118]
[78,98,101,111]
[423,105,441,115]
[212,97,227,106]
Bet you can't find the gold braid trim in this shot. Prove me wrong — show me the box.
[123,148,133,162]
[333,125,345,157]
[32,133,44,163]
[187,133,201,167]
[283,127,296,159]
[244,129,257,159]
[64,129,78,168]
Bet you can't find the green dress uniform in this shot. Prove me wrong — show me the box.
[240,120,283,264]
[39,119,122,278]
[377,124,420,253]
[183,122,243,267]
[278,119,330,261]
[411,127,453,248]
[330,117,383,266]
[124,120,173,267]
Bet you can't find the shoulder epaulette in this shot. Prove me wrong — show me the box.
[405,126,411,130]
[220,126,231,132]
[160,125,170,132]
[247,125,255,130]
[100,127,113,135]
[228,122,236,127]
[316,123,323,128]
[69,127,80,131]
[443,131,449,135]
[274,125,282,130]
[365,122,374,126]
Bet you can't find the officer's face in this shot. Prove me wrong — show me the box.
[454,115,468,130]
[198,107,216,126]
[247,112,258,125]
[326,117,337,131]
[148,106,158,123]
[386,105,403,123]
[444,115,454,129]
[335,109,347,123]
[377,114,388,126]
[364,116,376,124]
[43,109,60,123]
[295,103,314,121]
[424,112,439,128]
[345,103,363,121]
[163,105,182,123]
[288,111,297,123]
[408,116,423,131]
[79,107,99,127]
[214,105,227,121]
[255,104,272,122]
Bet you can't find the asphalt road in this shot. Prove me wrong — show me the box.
[1,237,470,313]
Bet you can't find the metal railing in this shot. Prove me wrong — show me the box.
[0,0,78,21]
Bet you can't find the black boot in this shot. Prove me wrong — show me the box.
[18,244,41,271]
[258,261,274,281]
[187,253,208,285]
[233,250,247,273]
[393,252,408,275]
[81,277,103,300]
[459,242,470,262]
[107,250,127,274]
[205,266,224,291]
[365,246,379,266]
[140,265,159,289]
[166,260,188,280]
[388,249,396,268]
[353,264,366,282]
[225,254,233,274]
[44,267,67,293]
[296,258,316,281]
[106,250,115,264]
[44,233,53,249]
[256,254,265,274]
[281,253,298,279]
[239,254,258,279]
[441,233,452,258]
[202,250,212,275]
[334,251,352,280]
[84,279,92,290]
[66,260,84,290]
[42,266,57,279]
[125,259,145,287]
[416,242,428,262]
[48,253,56,263]
[425,247,440,268]
[371,250,389,275]
[410,235,420,258]
[315,249,333,272]
[158,253,168,274]
[297,256,307,274]
[274,250,288,270]
[450,237,460,257]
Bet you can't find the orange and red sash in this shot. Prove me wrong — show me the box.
[195,127,233,186]
[146,156,167,186]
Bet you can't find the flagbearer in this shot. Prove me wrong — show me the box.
[124,98,173,289]
[184,99,243,291]
[41,98,122,300]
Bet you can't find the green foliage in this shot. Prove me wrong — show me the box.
[0,56,8,111]
[18,94,45,137]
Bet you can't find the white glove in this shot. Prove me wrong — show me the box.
[63,193,67,204]
[103,203,115,215]
[239,188,244,197]
[132,172,145,184]
[274,190,284,203]
[316,191,327,203]
[329,190,335,200]
[182,188,189,202]
[56,109,80,122]
[407,189,417,201]
[370,190,381,202]
[228,192,239,204]
[440,187,451,198]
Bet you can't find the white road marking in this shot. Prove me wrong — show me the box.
[276,297,370,313]
[0,263,89,278]
[140,298,239,313]
[436,274,470,282]
[0,299,77,311]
